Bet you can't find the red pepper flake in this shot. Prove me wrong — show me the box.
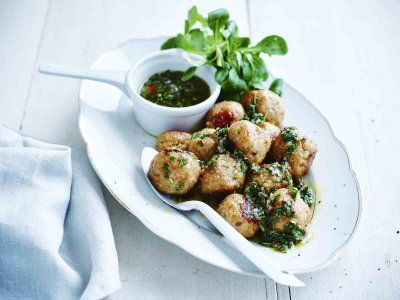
[212,110,236,128]
[146,85,157,93]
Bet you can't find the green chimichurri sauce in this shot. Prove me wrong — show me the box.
[140,70,210,107]
[244,179,316,252]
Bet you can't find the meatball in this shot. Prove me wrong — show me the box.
[259,122,281,157]
[217,194,259,238]
[269,127,318,178]
[188,128,217,161]
[250,162,293,191]
[155,130,191,151]
[259,121,280,140]
[270,188,311,231]
[227,120,270,164]
[148,149,201,195]
[200,154,246,195]
[206,101,245,128]
[242,90,284,126]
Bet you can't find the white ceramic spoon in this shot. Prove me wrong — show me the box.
[141,147,304,287]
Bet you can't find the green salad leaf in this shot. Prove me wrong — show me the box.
[207,8,229,31]
[269,78,283,96]
[161,37,177,50]
[248,36,288,55]
[161,6,288,98]
[182,66,198,81]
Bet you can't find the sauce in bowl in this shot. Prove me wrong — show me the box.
[140,70,211,108]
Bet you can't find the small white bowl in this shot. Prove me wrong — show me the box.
[39,49,220,136]
[126,49,220,135]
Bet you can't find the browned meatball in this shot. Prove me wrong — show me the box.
[148,149,201,195]
[217,194,259,238]
[250,162,293,191]
[259,121,280,140]
[188,128,217,161]
[270,188,311,231]
[227,120,270,164]
[206,101,245,128]
[242,90,284,126]
[269,127,318,178]
[200,154,246,195]
[155,130,191,151]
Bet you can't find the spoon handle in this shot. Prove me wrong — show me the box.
[38,63,128,95]
[178,200,304,287]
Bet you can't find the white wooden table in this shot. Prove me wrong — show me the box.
[1,0,399,299]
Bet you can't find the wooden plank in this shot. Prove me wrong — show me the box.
[276,285,290,300]
[0,0,49,129]
[249,0,400,299]
[21,0,273,299]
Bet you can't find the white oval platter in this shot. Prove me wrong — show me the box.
[78,37,361,276]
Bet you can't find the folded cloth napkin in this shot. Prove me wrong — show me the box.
[0,126,120,299]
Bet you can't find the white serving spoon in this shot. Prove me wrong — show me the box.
[141,147,304,287]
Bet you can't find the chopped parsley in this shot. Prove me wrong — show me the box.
[215,127,229,153]
[288,186,298,198]
[199,160,206,168]
[178,157,188,167]
[281,127,300,158]
[207,156,218,168]
[298,182,315,207]
[163,163,170,178]
[261,222,306,252]
[191,131,212,140]
[243,181,269,221]
[272,200,294,219]
[238,160,248,173]
[250,163,262,174]
[243,94,266,125]
[176,182,185,192]
[265,162,292,184]
[270,193,281,204]
[232,149,245,159]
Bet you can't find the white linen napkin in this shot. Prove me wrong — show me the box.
[0,125,120,299]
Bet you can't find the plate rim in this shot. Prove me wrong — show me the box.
[77,36,362,276]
